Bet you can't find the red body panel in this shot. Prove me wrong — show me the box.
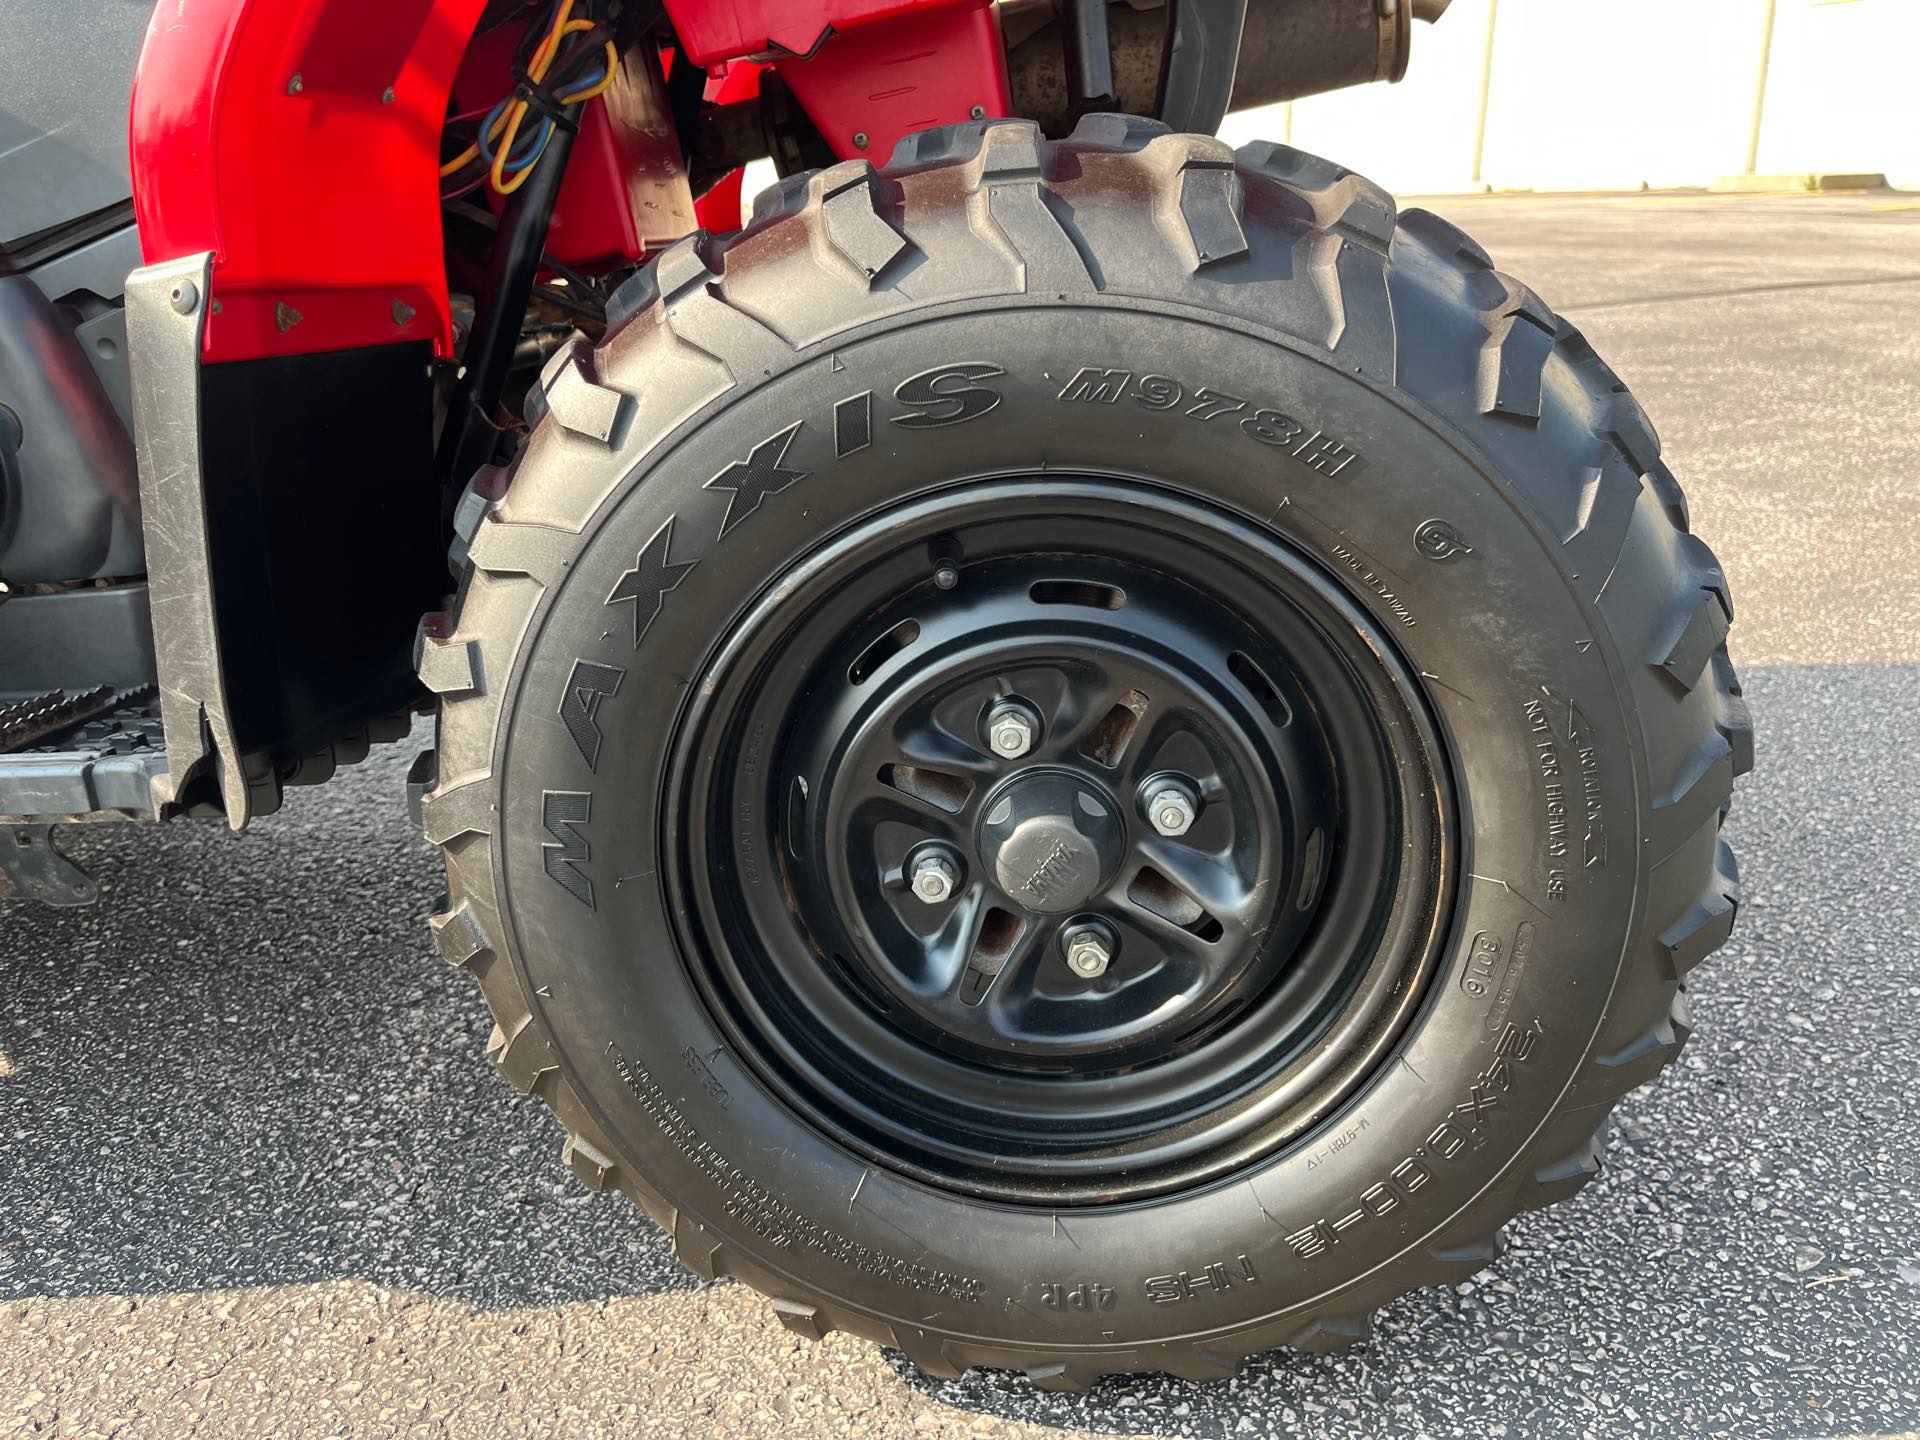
[130,0,488,362]
[781,1,1007,165]
[129,0,1008,364]
[661,0,967,67]
[693,168,748,232]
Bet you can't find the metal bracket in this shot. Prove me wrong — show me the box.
[1159,0,1249,136]
[1062,0,1119,116]
[0,825,97,906]
[125,252,252,829]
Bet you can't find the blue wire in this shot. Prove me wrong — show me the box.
[473,56,608,177]
[507,118,555,172]
[558,61,607,101]
[474,98,509,164]
[476,97,546,169]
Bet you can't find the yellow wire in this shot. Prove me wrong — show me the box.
[567,42,619,102]
[492,17,613,193]
[438,0,612,184]
[438,32,551,185]
[490,7,577,190]
[470,0,573,182]
[491,44,616,194]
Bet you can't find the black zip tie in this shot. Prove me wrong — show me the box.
[510,75,581,131]
[509,22,612,131]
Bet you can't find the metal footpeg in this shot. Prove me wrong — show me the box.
[0,686,133,753]
[0,687,167,825]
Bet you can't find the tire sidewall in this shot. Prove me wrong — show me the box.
[491,300,1642,1344]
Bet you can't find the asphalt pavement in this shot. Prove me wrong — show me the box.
[4,191,1919,1439]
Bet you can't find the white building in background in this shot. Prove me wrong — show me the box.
[1222,0,1919,194]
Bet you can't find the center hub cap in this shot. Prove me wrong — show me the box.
[981,770,1123,914]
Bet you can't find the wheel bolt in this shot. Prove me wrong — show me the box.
[1146,783,1198,837]
[1065,932,1112,979]
[909,850,960,904]
[987,703,1036,759]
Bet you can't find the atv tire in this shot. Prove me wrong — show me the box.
[417,116,1749,1386]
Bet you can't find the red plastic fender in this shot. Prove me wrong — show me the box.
[694,168,748,232]
[777,0,1009,165]
[662,0,970,66]
[129,0,489,363]
[129,0,1007,363]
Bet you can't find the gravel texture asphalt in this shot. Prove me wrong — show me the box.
[3,191,1918,1439]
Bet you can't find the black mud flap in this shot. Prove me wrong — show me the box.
[124,252,439,828]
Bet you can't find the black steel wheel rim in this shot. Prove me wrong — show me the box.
[665,479,1454,1203]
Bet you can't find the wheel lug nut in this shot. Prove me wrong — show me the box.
[987,703,1036,759]
[1064,932,1112,979]
[909,850,960,904]
[1145,783,1198,837]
